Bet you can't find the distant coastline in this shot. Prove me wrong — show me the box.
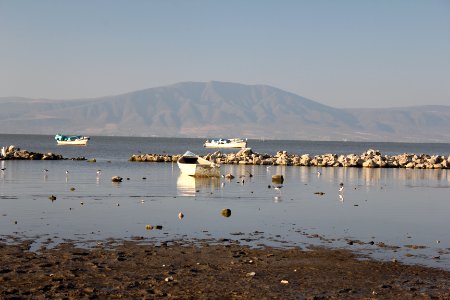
[1,82,450,142]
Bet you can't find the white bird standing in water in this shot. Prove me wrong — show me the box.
[273,185,283,195]
[339,186,344,193]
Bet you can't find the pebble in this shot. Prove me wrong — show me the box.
[111,176,123,182]
[221,208,231,218]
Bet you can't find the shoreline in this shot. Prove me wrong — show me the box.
[130,148,450,169]
[0,238,449,299]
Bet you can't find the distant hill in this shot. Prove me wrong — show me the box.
[1,81,449,142]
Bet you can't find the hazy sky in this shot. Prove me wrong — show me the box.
[1,0,449,108]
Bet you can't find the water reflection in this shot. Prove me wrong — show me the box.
[177,175,221,196]
[298,167,449,187]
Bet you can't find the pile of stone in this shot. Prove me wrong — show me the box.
[129,153,176,163]
[129,148,450,169]
[0,145,85,161]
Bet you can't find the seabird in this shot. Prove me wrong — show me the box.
[339,186,344,193]
[317,171,321,176]
[273,185,283,194]
[1,167,5,172]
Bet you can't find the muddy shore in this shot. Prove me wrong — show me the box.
[0,239,448,299]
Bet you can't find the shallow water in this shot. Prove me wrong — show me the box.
[0,134,449,270]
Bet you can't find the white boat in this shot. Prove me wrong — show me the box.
[203,138,247,148]
[177,151,220,177]
[55,134,90,146]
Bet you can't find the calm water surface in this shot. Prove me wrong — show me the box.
[0,134,449,270]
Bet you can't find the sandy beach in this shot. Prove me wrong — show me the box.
[0,239,448,299]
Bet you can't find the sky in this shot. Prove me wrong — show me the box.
[1,0,449,108]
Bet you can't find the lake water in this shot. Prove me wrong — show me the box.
[1,134,449,270]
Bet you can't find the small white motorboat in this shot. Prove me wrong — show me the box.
[177,151,220,177]
[55,134,90,146]
[203,138,247,148]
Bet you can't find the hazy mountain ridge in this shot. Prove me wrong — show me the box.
[1,81,449,142]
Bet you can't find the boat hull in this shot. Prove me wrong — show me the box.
[177,161,220,177]
[204,141,247,148]
[56,139,89,146]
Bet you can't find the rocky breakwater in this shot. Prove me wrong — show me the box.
[0,145,85,160]
[129,148,450,169]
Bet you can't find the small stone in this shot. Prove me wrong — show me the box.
[111,176,123,182]
[272,174,284,184]
[164,276,174,282]
[246,272,256,277]
[70,187,75,191]
[178,212,184,220]
[280,279,289,284]
[49,195,57,201]
[145,225,153,230]
[221,208,231,218]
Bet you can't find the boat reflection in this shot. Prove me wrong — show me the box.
[177,175,221,196]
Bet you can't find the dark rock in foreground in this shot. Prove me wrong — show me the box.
[0,240,448,299]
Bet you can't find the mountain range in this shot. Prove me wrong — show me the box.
[1,81,449,142]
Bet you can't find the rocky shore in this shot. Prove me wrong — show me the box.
[0,145,85,160]
[130,148,450,169]
[0,239,449,299]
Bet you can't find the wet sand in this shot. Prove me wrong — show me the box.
[0,239,449,299]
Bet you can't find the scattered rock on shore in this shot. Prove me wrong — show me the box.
[0,145,85,160]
